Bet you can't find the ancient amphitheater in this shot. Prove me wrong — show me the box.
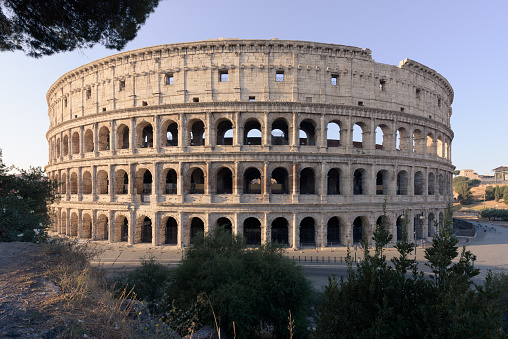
[45,39,454,248]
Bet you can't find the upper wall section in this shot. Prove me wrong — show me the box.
[46,39,454,128]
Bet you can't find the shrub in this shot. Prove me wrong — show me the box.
[162,227,313,339]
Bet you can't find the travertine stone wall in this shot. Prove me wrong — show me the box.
[45,39,454,248]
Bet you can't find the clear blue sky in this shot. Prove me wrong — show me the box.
[0,0,506,175]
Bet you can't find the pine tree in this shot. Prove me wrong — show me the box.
[495,185,501,202]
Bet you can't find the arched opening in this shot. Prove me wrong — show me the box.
[217,120,233,146]
[437,136,443,157]
[327,121,341,147]
[97,214,109,241]
[82,171,92,194]
[271,167,289,194]
[426,133,434,155]
[300,217,315,247]
[353,169,366,195]
[216,217,232,232]
[243,217,261,245]
[119,216,128,242]
[327,217,341,246]
[140,217,152,243]
[166,122,178,146]
[428,172,435,195]
[71,132,80,154]
[140,124,154,148]
[396,215,405,241]
[244,167,262,194]
[352,217,363,243]
[438,174,444,195]
[63,135,69,156]
[82,214,92,239]
[327,168,341,195]
[84,129,94,152]
[60,211,66,234]
[117,124,130,149]
[271,217,289,245]
[396,127,408,151]
[98,126,110,151]
[413,129,423,153]
[97,170,109,194]
[397,170,408,195]
[70,173,78,194]
[135,169,152,195]
[70,213,78,236]
[61,173,67,194]
[165,217,178,244]
[271,119,289,145]
[376,170,389,195]
[190,217,204,240]
[299,120,316,146]
[216,167,233,194]
[114,170,128,194]
[415,213,424,239]
[376,215,389,231]
[56,138,61,158]
[353,123,365,148]
[299,167,315,194]
[190,120,205,146]
[428,213,435,237]
[244,120,262,145]
[414,171,425,195]
[375,124,389,150]
[189,168,205,194]
[165,169,177,194]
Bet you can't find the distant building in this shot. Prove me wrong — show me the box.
[492,166,508,183]
[459,169,480,180]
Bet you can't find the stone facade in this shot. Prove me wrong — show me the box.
[45,39,454,248]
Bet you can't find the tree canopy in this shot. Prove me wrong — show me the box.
[0,0,160,57]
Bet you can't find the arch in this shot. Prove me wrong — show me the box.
[71,132,80,154]
[140,123,154,148]
[438,174,444,195]
[115,169,128,194]
[84,129,94,152]
[138,216,152,243]
[98,126,110,151]
[70,212,78,236]
[426,133,435,155]
[243,217,261,245]
[437,136,443,157]
[299,119,316,146]
[97,214,109,240]
[244,167,262,194]
[396,127,408,151]
[63,135,69,156]
[61,173,67,194]
[353,168,366,195]
[327,168,341,195]
[352,216,364,243]
[165,122,178,146]
[415,213,425,239]
[135,169,152,195]
[117,124,130,149]
[164,169,177,194]
[190,217,204,240]
[428,172,436,195]
[445,141,449,160]
[271,217,289,245]
[60,211,67,234]
[397,170,408,195]
[165,217,178,244]
[115,215,129,242]
[82,213,92,238]
[216,167,233,194]
[396,215,405,241]
[428,213,435,237]
[376,169,389,195]
[97,170,109,194]
[189,168,205,194]
[216,217,232,232]
[271,167,289,194]
[299,167,315,194]
[413,129,423,153]
[414,171,425,195]
[327,121,341,147]
[375,124,389,150]
[353,122,366,148]
[244,119,262,145]
[327,217,341,246]
[300,217,316,247]
[271,118,289,145]
[70,172,78,194]
[189,120,205,146]
[82,171,92,194]
[216,120,233,146]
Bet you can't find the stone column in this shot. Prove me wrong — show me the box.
[130,117,136,153]
[263,111,270,148]
[234,111,241,150]
[263,162,269,201]
[292,162,298,202]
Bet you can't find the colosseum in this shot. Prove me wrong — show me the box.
[45,39,454,249]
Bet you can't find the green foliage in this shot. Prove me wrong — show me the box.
[453,176,473,204]
[470,178,481,187]
[314,203,503,338]
[489,273,508,335]
[0,0,160,57]
[480,208,508,221]
[453,176,469,187]
[162,227,313,339]
[486,186,496,201]
[495,185,501,202]
[0,150,59,241]
[453,169,461,176]
[504,186,508,204]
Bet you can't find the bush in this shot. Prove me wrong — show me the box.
[162,227,313,339]
[480,208,508,221]
[486,186,495,201]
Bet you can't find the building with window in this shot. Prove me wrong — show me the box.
[45,39,454,248]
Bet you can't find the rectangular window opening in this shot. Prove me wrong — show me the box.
[86,88,91,100]
[193,97,199,103]
[379,79,386,91]
[142,101,148,106]
[64,98,68,107]
[438,98,441,107]
[416,88,421,100]
[275,70,284,82]
[74,115,77,118]
[119,80,125,92]
[102,107,106,112]
[400,107,404,112]
[249,96,255,101]
[219,70,229,82]
[164,73,174,85]
[331,74,338,86]
[306,97,313,103]
[358,101,364,106]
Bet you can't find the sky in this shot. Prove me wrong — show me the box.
[0,0,506,175]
